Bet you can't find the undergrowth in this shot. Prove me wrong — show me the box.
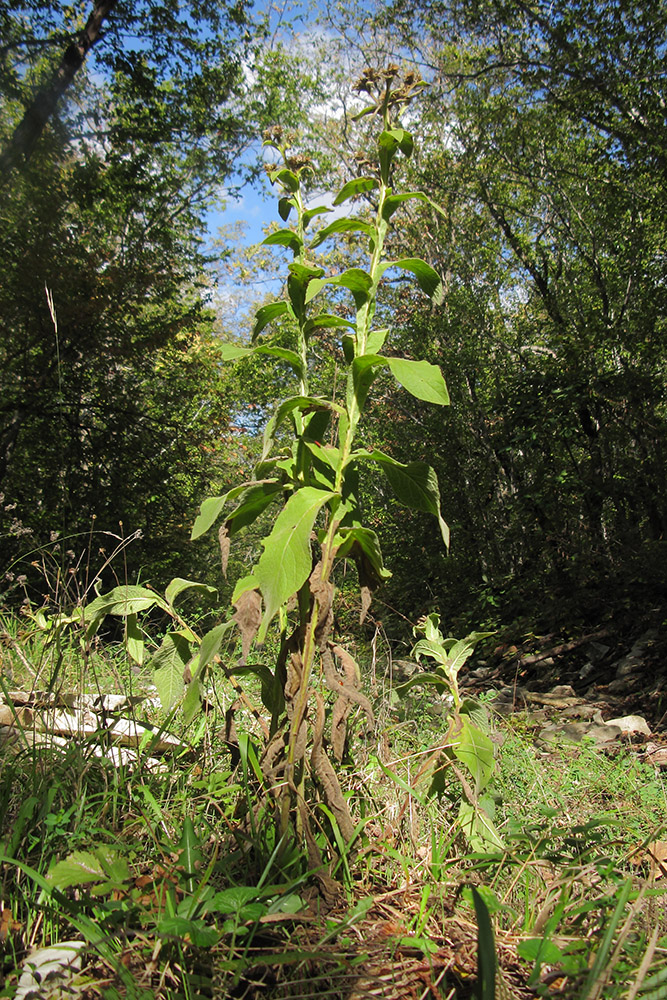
[2,616,667,998]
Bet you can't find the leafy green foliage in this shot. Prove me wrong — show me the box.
[253,487,336,638]
[48,848,130,895]
[81,70,450,861]
[0,1,325,598]
[303,0,666,636]
[398,614,501,850]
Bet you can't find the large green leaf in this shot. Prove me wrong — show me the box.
[378,257,444,304]
[262,230,303,253]
[333,526,391,584]
[396,670,450,696]
[48,848,130,890]
[152,633,192,710]
[459,801,505,853]
[218,342,304,377]
[191,481,277,540]
[348,354,385,412]
[257,346,304,377]
[225,482,282,534]
[288,261,325,282]
[278,197,294,221]
[347,354,449,408]
[157,916,220,948]
[287,262,326,317]
[445,632,495,677]
[256,487,335,638]
[262,396,339,458]
[197,621,235,671]
[191,496,226,539]
[125,614,144,666]
[517,937,565,968]
[305,268,373,307]
[219,343,253,361]
[378,128,414,180]
[84,587,168,636]
[309,217,374,249]
[329,268,373,300]
[354,450,449,546]
[251,301,289,340]
[386,357,449,405]
[165,578,217,608]
[333,176,378,205]
[303,205,331,228]
[453,716,495,794]
[412,637,449,667]
[183,675,203,724]
[303,314,355,336]
[268,167,299,192]
[379,127,414,157]
[366,327,388,354]
[229,663,284,715]
[303,440,341,471]
[382,191,429,222]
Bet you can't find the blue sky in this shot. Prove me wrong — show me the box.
[210,185,273,249]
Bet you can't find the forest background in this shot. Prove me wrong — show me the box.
[2,0,666,644]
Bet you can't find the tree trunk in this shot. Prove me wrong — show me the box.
[0,0,116,179]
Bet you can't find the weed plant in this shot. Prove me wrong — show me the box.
[2,70,667,1000]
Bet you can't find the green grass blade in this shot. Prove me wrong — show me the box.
[472,885,496,1000]
[580,878,633,1000]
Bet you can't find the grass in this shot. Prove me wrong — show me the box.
[1,609,667,999]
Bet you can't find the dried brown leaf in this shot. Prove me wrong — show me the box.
[360,585,372,623]
[647,840,667,878]
[261,729,286,777]
[331,694,349,763]
[309,562,334,647]
[293,717,308,766]
[311,692,355,841]
[232,589,262,662]
[219,524,231,578]
[326,644,374,728]
[286,651,302,702]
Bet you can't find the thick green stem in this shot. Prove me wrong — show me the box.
[338,171,392,480]
[275,106,406,849]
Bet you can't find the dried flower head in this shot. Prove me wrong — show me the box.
[286,154,312,172]
[353,67,381,94]
[262,125,284,143]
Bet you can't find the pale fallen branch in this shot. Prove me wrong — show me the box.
[0,689,186,769]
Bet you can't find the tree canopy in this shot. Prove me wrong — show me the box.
[0,0,261,599]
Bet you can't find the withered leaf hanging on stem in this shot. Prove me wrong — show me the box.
[311,692,355,842]
[285,649,303,702]
[323,644,374,763]
[232,589,262,662]
[309,561,334,648]
[219,524,231,577]
[355,551,386,623]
